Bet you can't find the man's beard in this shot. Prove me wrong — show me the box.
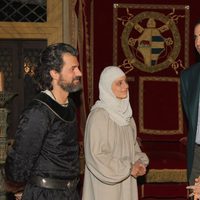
[59,76,82,93]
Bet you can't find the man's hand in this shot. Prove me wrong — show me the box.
[186,176,200,200]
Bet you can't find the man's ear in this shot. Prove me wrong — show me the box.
[50,70,59,80]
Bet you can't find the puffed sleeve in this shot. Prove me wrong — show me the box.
[5,104,49,182]
[130,118,149,166]
[84,109,132,185]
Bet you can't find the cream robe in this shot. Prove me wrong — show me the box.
[82,108,149,200]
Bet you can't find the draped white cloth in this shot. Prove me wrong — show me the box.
[91,66,132,126]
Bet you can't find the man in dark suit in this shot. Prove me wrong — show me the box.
[180,19,200,186]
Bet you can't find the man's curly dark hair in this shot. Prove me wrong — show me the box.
[34,43,78,91]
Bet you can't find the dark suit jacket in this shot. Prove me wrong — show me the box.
[180,62,200,179]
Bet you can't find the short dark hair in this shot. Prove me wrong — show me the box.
[34,43,78,90]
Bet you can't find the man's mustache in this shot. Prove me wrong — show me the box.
[73,76,81,81]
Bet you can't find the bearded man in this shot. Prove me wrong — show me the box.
[5,43,82,200]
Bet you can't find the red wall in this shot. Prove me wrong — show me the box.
[92,0,195,101]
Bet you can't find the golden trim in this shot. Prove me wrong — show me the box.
[184,5,190,69]
[77,0,87,139]
[146,169,187,183]
[78,0,84,68]
[115,3,189,10]
[113,4,118,65]
[139,76,183,135]
[89,0,94,108]
[71,0,78,47]
[81,0,94,110]
[78,0,94,108]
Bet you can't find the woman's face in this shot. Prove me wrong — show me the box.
[111,75,129,99]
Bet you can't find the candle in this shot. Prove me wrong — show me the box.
[0,71,4,92]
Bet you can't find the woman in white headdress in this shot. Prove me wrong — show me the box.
[82,66,149,200]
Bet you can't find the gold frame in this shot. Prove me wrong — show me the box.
[139,76,183,135]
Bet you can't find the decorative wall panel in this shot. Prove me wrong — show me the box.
[113,4,189,139]
[139,76,183,136]
[113,4,189,75]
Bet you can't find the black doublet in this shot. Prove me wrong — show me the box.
[5,93,80,200]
